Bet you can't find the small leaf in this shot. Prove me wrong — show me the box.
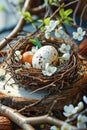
[34,37,42,48]
[59,8,64,19]
[0,5,6,11]
[23,11,33,22]
[64,20,71,25]
[29,39,36,45]
[50,1,58,7]
[38,19,43,23]
[43,17,50,25]
[0,75,5,81]
[64,9,73,16]
[40,26,45,31]
[67,17,73,21]
[30,38,42,48]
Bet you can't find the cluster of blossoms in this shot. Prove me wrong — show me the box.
[58,43,71,61]
[45,20,86,41]
[50,95,87,130]
[45,20,70,40]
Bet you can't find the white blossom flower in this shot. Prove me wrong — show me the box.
[75,101,84,112]
[55,27,70,40]
[45,31,51,39]
[59,43,71,54]
[83,95,87,104]
[55,26,64,38]
[62,53,70,61]
[31,46,38,54]
[45,20,59,32]
[14,50,22,61]
[42,63,57,76]
[63,104,77,117]
[77,114,87,128]
[61,122,72,130]
[23,62,31,69]
[50,125,58,130]
[72,27,86,41]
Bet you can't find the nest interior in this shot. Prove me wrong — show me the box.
[5,33,87,114]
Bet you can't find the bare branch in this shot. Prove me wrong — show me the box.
[73,0,81,25]
[0,103,35,130]
[80,4,87,27]
[0,0,31,50]
[0,103,77,130]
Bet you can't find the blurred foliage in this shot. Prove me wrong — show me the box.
[0,5,6,11]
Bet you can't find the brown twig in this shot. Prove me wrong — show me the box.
[0,0,31,50]
[80,4,87,27]
[73,0,81,25]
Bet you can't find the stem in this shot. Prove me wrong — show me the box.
[73,0,81,25]
[80,4,87,27]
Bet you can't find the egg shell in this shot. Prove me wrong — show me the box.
[32,45,58,69]
[22,51,33,65]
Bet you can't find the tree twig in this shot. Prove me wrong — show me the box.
[0,0,31,50]
[80,4,87,27]
[73,0,81,25]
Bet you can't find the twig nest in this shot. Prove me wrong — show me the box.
[32,45,58,69]
[6,34,81,93]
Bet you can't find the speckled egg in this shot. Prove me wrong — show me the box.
[32,45,58,69]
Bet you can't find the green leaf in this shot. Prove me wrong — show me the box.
[64,20,71,25]
[0,75,5,81]
[50,2,58,7]
[34,37,42,48]
[0,5,6,11]
[29,39,36,45]
[22,11,33,22]
[43,17,50,25]
[40,26,45,31]
[67,17,73,21]
[59,8,64,19]
[64,9,73,16]
[49,0,52,4]
[30,38,42,48]
[38,19,43,23]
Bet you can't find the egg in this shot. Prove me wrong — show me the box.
[32,45,58,69]
[22,51,33,65]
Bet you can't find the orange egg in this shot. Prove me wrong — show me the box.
[22,51,33,65]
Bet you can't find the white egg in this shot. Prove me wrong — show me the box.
[32,45,58,69]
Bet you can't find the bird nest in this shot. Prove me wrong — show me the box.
[3,31,87,115]
[6,32,81,92]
